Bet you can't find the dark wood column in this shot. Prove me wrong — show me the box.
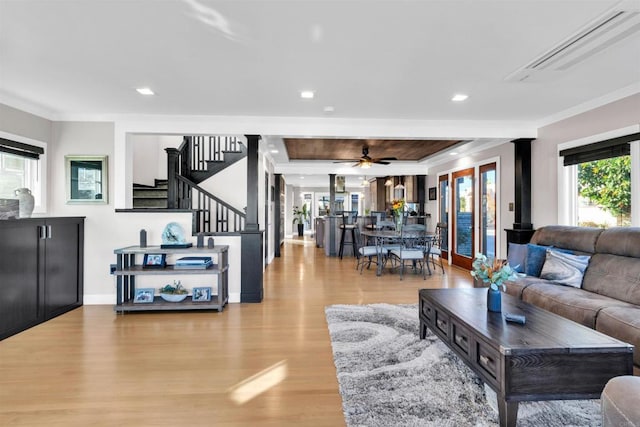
[244,135,260,231]
[241,134,263,302]
[329,174,336,256]
[165,148,179,209]
[505,138,536,246]
[274,173,282,257]
[376,178,387,212]
[416,175,426,215]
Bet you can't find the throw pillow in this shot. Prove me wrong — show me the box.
[507,243,527,273]
[524,243,551,277]
[540,250,591,288]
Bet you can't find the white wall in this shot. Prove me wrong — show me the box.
[533,93,640,226]
[199,158,247,212]
[0,103,51,143]
[131,134,182,186]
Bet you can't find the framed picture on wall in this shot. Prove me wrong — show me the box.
[335,176,346,193]
[65,155,108,204]
[428,187,437,201]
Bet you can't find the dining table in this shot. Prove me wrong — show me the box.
[360,228,436,277]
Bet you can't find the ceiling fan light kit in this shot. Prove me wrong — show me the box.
[334,146,397,168]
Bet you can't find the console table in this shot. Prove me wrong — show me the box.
[419,288,633,427]
[113,245,228,312]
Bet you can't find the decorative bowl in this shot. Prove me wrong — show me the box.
[159,293,188,302]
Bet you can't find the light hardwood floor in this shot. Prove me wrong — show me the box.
[0,236,473,426]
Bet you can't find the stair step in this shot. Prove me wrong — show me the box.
[134,189,168,198]
[133,198,167,208]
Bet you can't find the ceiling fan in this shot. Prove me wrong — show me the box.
[334,146,397,168]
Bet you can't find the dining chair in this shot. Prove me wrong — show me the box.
[370,211,386,229]
[338,210,358,259]
[388,230,430,280]
[427,222,447,273]
[355,228,380,274]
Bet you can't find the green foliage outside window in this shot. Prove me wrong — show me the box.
[577,156,630,226]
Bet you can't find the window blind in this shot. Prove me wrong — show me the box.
[0,137,44,160]
[559,133,639,166]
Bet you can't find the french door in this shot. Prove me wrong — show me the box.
[438,174,449,260]
[451,168,474,270]
[480,163,497,259]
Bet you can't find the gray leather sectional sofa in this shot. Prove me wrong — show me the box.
[505,225,640,373]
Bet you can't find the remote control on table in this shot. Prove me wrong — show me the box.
[504,313,526,324]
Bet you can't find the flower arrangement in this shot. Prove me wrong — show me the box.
[470,254,518,291]
[391,198,405,216]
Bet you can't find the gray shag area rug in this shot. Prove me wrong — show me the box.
[325,303,601,427]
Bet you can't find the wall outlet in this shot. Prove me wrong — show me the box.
[508,202,514,211]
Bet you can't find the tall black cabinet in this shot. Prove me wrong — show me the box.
[0,217,84,340]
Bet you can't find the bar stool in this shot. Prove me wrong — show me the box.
[338,210,358,259]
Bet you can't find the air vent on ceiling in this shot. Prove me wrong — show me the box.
[505,4,640,82]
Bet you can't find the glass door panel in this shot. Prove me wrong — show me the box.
[480,163,497,259]
[438,175,449,259]
[451,168,474,270]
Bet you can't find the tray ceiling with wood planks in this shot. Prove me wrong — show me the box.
[283,139,463,162]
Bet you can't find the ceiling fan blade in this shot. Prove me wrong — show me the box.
[374,161,391,165]
[373,157,397,161]
[333,160,360,163]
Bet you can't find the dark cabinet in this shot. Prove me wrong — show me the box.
[0,217,84,340]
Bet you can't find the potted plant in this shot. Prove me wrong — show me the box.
[159,280,188,302]
[470,254,518,312]
[292,205,309,237]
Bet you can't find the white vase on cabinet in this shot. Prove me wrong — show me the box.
[15,188,35,218]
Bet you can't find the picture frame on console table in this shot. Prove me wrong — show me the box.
[192,287,212,302]
[142,253,166,269]
[133,288,155,303]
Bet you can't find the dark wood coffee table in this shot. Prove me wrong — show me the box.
[419,288,634,427]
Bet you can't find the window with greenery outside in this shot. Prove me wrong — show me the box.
[578,156,630,227]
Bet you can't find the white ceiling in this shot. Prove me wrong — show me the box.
[1,0,639,188]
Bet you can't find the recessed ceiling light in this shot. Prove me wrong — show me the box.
[270,149,279,154]
[324,106,334,113]
[136,87,155,96]
[449,151,458,156]
[451,94,468,102]
[300,90,315,99]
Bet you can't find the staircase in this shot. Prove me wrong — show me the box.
[133,179,168,208]
[132,135,247,234]
[188,136,247,184]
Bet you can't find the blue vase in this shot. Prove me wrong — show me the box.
[487,287,502,312]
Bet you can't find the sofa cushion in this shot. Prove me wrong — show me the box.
[596,307,640,367]
[522,283,629,328]
[596,227,640,258]
[530,225,603,254]
[540,250,591,288]
[524,243,550,277]
[582,253,640,305]
[507,243,527,273]
[504,276,545,299]
[524,244,572,277]
[602,376,640,427]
